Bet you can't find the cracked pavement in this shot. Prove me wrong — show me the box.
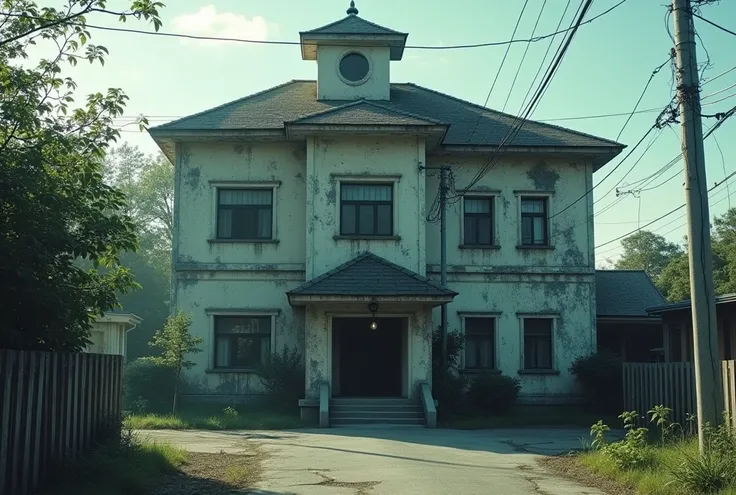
[140,427,605,495]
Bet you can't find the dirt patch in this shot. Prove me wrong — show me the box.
[539,455,635,495]
[150,448,267,495]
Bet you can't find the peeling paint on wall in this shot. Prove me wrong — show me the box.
[526,162,560,191]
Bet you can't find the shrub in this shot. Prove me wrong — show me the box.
[257,346,304,412]
[570,351,623,413]
[432,329,465,370]
[432,366,467,419]
[670,448,736,494]
[466,372,521,415]
[591,410,651,470]
[123,357,177,414]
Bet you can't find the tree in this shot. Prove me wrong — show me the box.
[657,253,692,302]
[615,231,684,282]
[149,312,202,413]
[0,1,164,351]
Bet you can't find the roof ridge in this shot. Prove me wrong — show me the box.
[362,100,446,125]
[300,15,405,36]
[399,82,625,148]
[288,99,365,123]
[150,80,307,132]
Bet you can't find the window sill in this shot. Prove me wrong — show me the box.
[516,244,554,250]
[461,368,502,375]
[208,239,279,244]
[205,368,258,374]
[333,235,401,241]
[459,244,500,250]
[517,369,560,376]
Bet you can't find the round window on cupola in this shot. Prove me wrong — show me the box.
[338,52,371,85]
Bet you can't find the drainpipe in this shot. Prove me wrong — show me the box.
[440,166,448,366]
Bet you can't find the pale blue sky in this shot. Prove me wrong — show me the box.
[66,0,736,264]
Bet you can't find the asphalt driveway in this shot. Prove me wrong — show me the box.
[140,427,603,495]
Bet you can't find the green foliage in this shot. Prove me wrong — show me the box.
[615,231,684,282]
[570,352,623,413]
[45,425,185,495]
[648,405,680,444]
[466,372,521,415]
[123,357,177,414]
[0,1,164,351]
[591,411,651,470]
[148,312,202,413]
[658,253,693,302]
[222,406,239,420]
[124,404,302,431]
[590,420,611,450]
[256,346,305,412]
[431,329,467,419]
[670,429,736,495]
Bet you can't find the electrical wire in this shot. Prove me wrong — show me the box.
[692,13,736,38]
[502,0,548,112]
[0,1,631,51]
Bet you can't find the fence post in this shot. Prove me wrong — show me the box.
[0,351,15,494]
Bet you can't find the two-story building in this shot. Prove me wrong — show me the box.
[149,3,624,425]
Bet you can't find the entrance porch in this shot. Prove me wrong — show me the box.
[286,252,456,425]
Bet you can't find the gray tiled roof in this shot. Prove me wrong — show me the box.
[596,270,666,317]
[150,80,623,149]
[288,252,457,297]
[300,15,405,36]
[291,100,444,126]
[648,293,736,314]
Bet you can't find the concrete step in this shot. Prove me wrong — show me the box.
[330,410,424,419]
[330,398,415,406]
[330,417,426,426]
[331,404,423,413]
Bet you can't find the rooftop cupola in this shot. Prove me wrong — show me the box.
[299,2,408,100]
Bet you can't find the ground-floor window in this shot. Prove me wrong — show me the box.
[464,317,495,369]
[214,315,271,369]
[523,318,553,370]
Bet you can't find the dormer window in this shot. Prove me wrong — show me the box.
[339,52,370,84]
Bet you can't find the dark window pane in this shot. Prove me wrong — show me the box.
[215,316,271,369]
[358,204,374,235]
[524,319,553,369]
[341,204,356,234]
[477,216,492,245]
[522,217,533,244]
[464,217,476,244]
[339,53,370,82]
[465,318,494,369]
[377,204,391,235]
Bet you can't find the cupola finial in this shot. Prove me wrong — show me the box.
[346,1,359,15]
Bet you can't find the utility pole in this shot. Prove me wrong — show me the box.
[672,0,722,452]
[439,166,448,366]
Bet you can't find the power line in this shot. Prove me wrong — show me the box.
[702,81,736,100]
[692,13,736,38]
[702,65,736,86]
[594,169,736,250]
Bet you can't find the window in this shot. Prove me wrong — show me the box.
[464,197,494,245]
[217,189,272,240]
[521,197,548,246]
[523,318,553,370]
[214,316,271,369]
[339,52,370,83]
[464,318,495,369]
[340,183,393,236]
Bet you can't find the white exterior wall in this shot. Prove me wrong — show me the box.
[426,155,596,403]
[86,322,125,357]
[316,46,391,100]
[305,135,426,278]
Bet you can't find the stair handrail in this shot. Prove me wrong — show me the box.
[319,381,329,428]
[418,381,437,428]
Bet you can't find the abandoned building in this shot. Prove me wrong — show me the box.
[149,2,627,426]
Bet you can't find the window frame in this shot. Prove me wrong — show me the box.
[515,192,553,248]
[335,49,373,86]
[518,314,558,372]
[461,194,496,247]
[209,181,280,243]
[205,309,278,372]
[458,312,500,371]
[333,175,401,239]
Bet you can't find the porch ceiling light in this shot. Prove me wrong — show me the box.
[368,302,379,330]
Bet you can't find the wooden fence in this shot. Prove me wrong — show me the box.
[0,350,123,495]
[623,360,736,427]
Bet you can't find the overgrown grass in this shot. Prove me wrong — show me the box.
[125,404,302,431]
[44,434,186,495]
[442,405,619,429]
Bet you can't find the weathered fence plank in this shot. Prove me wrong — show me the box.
[0,351,123,495]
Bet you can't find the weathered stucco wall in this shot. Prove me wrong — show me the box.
[175,273,305,395]
[306,135,426,279]
[175,141,307,267]
[425,155,594,269]
[443,274,595,403]
[316,46,390,100]
[303,303,433,400]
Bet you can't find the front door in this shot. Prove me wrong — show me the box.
[333,317,403,397]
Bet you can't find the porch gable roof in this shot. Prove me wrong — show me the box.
[287,252,457,300]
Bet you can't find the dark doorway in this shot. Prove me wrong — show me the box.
[333,317,404,397]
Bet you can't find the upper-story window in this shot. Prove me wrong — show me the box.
[340,183,393,236]
[217,189,273,240]
[520,197,549,246]
[464,197,494,245]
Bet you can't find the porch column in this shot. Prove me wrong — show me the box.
[408,307,434,399]
[304,305,330,400]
